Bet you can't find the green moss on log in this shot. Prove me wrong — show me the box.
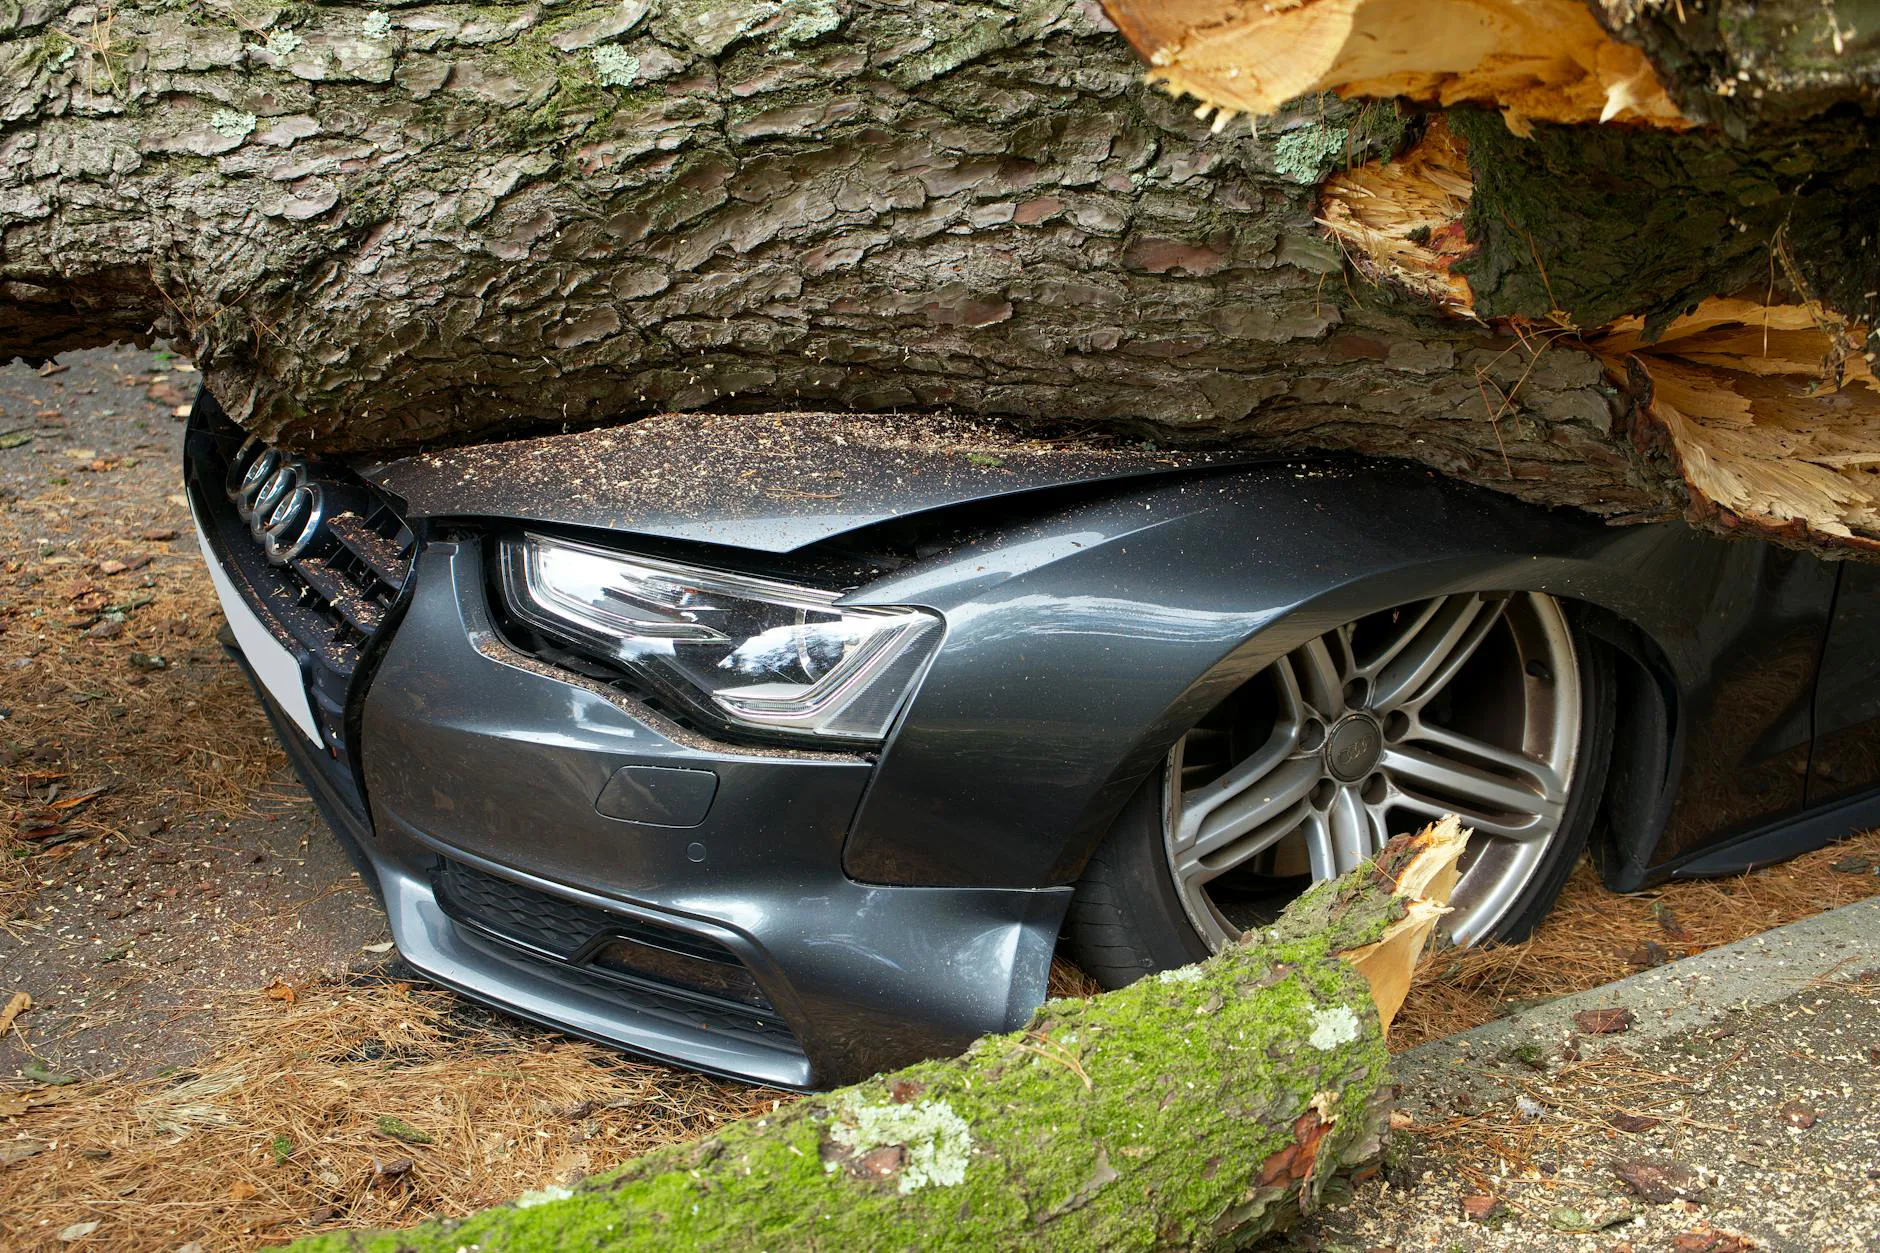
[292,860,1419,1251]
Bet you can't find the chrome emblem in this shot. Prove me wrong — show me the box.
[225,437,326,564]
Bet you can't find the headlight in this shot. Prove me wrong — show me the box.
[499,533,943,744]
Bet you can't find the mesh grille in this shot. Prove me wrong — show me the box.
[432,859,777,1014]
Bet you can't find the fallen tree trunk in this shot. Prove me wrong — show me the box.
[3,1,1878,552]
[1115,0,1880,553]
[294,821,1466,1253]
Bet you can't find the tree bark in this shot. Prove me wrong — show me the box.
[290,823,1465,1253]
[2,1,1878,550]
[1113,0,1880,553]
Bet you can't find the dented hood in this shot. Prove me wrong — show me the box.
[357,412,1235,552]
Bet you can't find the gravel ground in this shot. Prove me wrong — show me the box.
[1291,904,1880,1252]
[1,346,389,1080]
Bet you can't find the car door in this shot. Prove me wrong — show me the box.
[1808,562,1880,806]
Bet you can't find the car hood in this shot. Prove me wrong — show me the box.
[357,412,1238,552]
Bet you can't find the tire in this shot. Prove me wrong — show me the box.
[1064,593,1615,990]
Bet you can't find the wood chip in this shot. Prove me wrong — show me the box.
[0,991,31,1035]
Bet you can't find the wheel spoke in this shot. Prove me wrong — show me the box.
[1381,727,1564,841]
[1325,785,1372,875]
[1369,595,1508,710]
[1354,598,1446,678]
[1289,637,1346,718]
[1300,811,1336,882]
[1176,755,1320,875]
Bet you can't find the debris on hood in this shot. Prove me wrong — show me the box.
[359,412,1243,553]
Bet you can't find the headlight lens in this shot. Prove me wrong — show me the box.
[500,533,942,743]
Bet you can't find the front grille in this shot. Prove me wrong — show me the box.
[185,394,415,797]
[189,412,413,677]
[433,858,779,1016]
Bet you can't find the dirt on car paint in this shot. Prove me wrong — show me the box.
[363,408,1236,551]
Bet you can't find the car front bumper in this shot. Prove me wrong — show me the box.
[188,402,1065,1089]
[354,539,1065,1088]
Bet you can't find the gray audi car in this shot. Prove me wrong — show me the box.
[185,391,1880,1088]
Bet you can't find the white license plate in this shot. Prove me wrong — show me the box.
[191,507,324,746]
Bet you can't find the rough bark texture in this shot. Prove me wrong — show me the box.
[290,828,1461,1253]
[2,0,1877,551]
[1592,0,1880,129]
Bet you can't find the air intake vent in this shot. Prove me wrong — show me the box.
[432,859,777,1015]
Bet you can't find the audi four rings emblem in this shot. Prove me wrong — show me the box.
[225,437,327,564]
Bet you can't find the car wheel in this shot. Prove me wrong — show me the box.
[1065,591,1614,988]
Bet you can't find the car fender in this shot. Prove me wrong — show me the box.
[838,459,1834,890]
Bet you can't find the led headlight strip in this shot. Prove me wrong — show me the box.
[500,533,942,744]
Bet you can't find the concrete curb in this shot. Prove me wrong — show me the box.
[1395,895,1880,1106]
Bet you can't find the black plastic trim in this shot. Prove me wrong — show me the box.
[1646,785,1880,883]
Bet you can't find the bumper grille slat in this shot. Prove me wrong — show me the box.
[433,859,780,1017]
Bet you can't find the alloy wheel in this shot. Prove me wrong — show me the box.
[1163,592,1581,949]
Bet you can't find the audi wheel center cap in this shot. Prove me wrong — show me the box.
[1325,715,1384,782]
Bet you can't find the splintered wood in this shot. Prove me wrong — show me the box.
[1102,0,1687,134]
[1317,119,1477,317]
[1344,816,1467,1034]
[1317,121,1880,553]
[1589,303,1880,548]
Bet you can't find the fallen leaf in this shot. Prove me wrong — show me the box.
[1,1138,49,1163]
[1607,1111,1662,1134]
[1778,1100,1818,1129]
[146,381,185,407]
[1672,1228,1758,1253]
[172,405,193,418]
[37,361,70,377]
[1461,1192,1501,1220]
[228,1179,258,1201]
[0,991,30,1035]
[1613,1157,1707,1204]
[360,941,395,954]
[1574,1007,1635,1035]
[141,527,178,542]
[57,1220,100,1242]
[61,448,98,460]
[376,1115,433,1145]
[23,1060,77,1086]
[262,978,297,1005]
[1623,940,1669,969]
[1830,855,1874,874]
[50,786,109,812]
[0,431,31,450]
[372,1156,415,1185]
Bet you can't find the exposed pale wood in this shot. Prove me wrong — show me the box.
[1590,304,1880,552]
[1317,118,1477,317]
[1342,817,1466,1032]
[1103,0,1687,134]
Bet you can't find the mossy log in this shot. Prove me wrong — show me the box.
[292,824,1465,1253]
